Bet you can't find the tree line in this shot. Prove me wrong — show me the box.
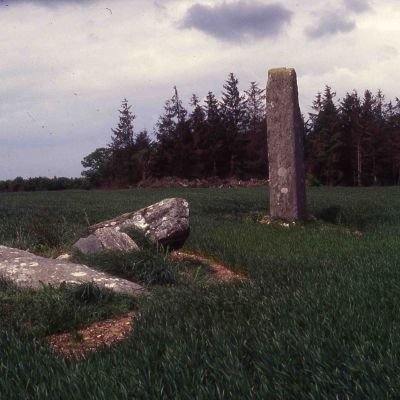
[82,73,400,187]
[1,74,399,192]
[306,87,400,186]
[0,177,89,192]
[81,73,268,186]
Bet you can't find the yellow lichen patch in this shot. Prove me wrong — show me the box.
[268,67,295,77]
[269,67,294,73]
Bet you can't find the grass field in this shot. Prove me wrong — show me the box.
[1,187,400,399]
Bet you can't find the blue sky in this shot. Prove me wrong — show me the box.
[0,0,399,179]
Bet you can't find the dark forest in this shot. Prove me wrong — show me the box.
[2,73,400,191]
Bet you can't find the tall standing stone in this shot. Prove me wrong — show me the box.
[266,68,307,220]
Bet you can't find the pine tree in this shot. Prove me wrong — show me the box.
[388,98,400,183]
[370,90,389,184]
[245,82,266,130]
[189,94,207,177]
[203,91,226,177]
[108,99,137,184]
[221,73,248,177]
[133,129,152,181]
[360,90,382,185]
[152,87,192,178]
[306,87,342,185]
[110,99,135,150]
[339,91,362,186]
[244,82,267,177]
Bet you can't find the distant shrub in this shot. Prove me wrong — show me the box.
[0,176,90,192]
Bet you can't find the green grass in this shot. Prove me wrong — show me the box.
[0,279,136,339]
[1,187,400,399]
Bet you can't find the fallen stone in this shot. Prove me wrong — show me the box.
[89,198,190,249]
[73,235,103,255]
[94,227,139,252]
[0,246,145,296]
[56,254,72,261]
[73,228,139,255]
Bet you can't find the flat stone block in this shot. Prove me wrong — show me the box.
[0,246,145,296]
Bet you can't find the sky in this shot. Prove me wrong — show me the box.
[0,0,399,179]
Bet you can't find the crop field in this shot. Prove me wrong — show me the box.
[1,187,400,399]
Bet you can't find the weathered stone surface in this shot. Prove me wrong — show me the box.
[93,228,139,252]
[0,246,145,295]
[266,68,307,221]
[73,235,103,255]
[89,198,190,249]
[73,228,139,255]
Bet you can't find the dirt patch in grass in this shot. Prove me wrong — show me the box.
[172,251,247,283]
[48,311,138,360]
[47,250,246,360]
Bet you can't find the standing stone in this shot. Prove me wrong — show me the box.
[266,68,307,221]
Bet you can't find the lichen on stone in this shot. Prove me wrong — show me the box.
[269,67,295,76]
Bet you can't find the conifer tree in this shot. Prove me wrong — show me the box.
[221,73,248,177]
[244,82,268,177]
[388,98,400,183]
[152,87,192,177]
[203,91,225,177]
[133,129,152,181]
[306,87,342,185]
[110,99,135,150]
[360,90,386,185]
[108,99,137,184]
[189,94,207,177]
[339,91,362,185]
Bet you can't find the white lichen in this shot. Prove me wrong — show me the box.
[29,262,39,267]
[71,272,87,277]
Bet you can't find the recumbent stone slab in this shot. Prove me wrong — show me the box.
[266,68,307,221]
[0,246,145,296]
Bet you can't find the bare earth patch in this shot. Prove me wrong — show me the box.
[172,251,247,282]
[48,312,138,360]
[47,251,245,359]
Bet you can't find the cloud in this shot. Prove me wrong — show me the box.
[1,0,96,7]
[305,12,356,39]
[180,1,292,42]
[0,0,399,179]
[344,0,371,14]
[153,0,166,10]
